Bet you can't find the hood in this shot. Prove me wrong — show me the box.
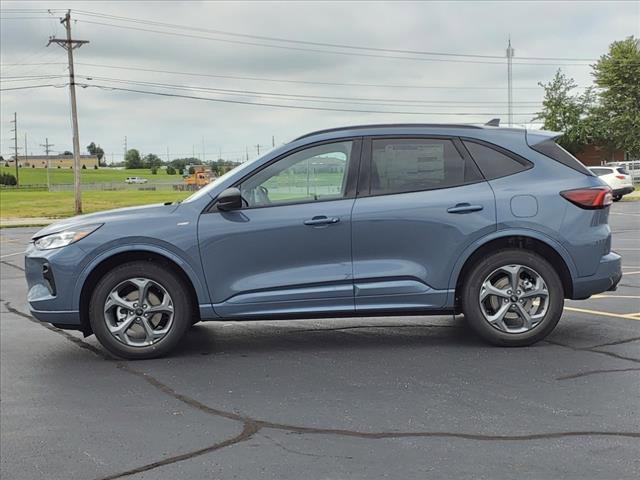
[32,202,180,239]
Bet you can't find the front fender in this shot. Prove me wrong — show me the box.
[72,240,211,311]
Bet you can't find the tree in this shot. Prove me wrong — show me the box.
[86,142,105,165]
[591,36,640,158]
[166,165,176,175]
[169,157,201,171]
[63,150,73,155]
[143,153,163,169]
[534,70,595,154]
[124,149,143,169]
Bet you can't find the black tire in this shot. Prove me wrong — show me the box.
[461,249,564,347]
[89,261,193,359]
[613,195,622,202]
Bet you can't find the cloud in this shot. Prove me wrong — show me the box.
[1,0,638,161]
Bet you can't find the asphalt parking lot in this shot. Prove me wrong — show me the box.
[1,202,638,480]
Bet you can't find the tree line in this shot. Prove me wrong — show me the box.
[535,36,639,160]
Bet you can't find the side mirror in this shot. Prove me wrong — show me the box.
[216,187,243,211]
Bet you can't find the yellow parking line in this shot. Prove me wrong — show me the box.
[591,294,640,299]
[564,306,640,321]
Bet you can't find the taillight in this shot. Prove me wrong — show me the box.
[560,187,613,209]
[615,175,626,180]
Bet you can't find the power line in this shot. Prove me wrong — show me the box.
[72,62,548,91]
[77,75,542,108]
[0,83,67,91]
[83,83,538,116]
[73,18,594,67]
[71,9,598,62]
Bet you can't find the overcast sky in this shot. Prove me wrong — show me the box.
[1,1,638,163]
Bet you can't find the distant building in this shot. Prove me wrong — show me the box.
[574,145,626,166]
[4,154,99,169]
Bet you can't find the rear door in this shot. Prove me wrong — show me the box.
[351,136,496,311]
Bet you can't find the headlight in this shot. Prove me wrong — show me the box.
[34,224,102,250]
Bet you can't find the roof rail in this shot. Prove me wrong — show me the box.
[293,123,483,141]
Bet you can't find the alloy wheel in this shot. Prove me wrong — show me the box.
[478,264,549,334]
[103,277,174,347]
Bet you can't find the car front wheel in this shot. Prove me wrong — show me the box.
[461,249,564,346]
[89,261,193,359]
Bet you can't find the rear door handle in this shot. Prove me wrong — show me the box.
[447,203,484,214]
[304,216,340,226]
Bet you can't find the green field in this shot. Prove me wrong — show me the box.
[0,190,191,220]
[0,166,180,185]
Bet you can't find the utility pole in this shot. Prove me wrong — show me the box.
[506,36,514,127]
[245,146,249,162]
[255,144,261,156]
[272,135,275,148]
[10,112,19,184]
[123,135,128,161]
[201,136,205,163]
[24,133,28,164]
[40,138,55,191]
[48,10,88,214]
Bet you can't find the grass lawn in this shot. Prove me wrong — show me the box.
[0,166,181,185]
[0,190,192,219]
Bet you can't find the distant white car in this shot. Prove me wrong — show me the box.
[125,177,148,184]
[588,166,635,201]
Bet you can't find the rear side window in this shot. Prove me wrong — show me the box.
[590,168,613,176]
[616,167,629,175]
[462,140,530,180]
[369,138,482,195]
[530,139,593,175]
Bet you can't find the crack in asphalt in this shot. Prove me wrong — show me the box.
[4,300,640,480]
[0,259,25,272]
[556,367,640,381]
[98,421,261,480]
[546,339,640,364]
[588,336,640,349]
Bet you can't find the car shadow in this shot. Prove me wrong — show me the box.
[168,317,498,358]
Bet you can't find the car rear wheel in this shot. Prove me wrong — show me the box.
[613,195,622,202]
[89,261,193,359]
[461,249,564,346]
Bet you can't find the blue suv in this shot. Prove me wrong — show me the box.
[24,124,622,359]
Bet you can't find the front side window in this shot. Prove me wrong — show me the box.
[240,141,352,207]
[370,138,482,195]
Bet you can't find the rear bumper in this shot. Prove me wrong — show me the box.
[571,252,622,300]
[613,186,635,196]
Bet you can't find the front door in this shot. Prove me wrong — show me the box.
[351,136,496,311]
[198,139,361,318]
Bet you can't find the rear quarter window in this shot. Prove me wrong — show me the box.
[616,167,630,175]
[530,139,593,175]
[462,140,530,180]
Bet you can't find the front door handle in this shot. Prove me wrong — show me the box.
[447,203,484,214]
[304,216,340,226]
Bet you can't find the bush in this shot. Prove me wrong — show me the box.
[150,167,158,175]
[82,164,87,169]
[0,173,17,185]
[94,165,98,170]
[188,166,195,174]
[166,165,176,175]
[178,168,184,175]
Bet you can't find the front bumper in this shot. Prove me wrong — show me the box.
[571,252,622,300]
[25,243,84,327]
